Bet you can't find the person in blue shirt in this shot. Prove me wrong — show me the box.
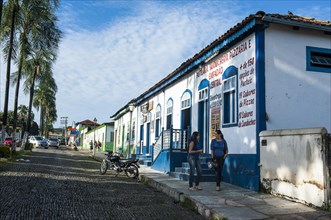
[210,130,228,191]
[187,131,203,190]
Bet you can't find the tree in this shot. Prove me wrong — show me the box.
[0,0,61,151]
[33,75,57,137]
[9,0,36,145]
[0,1,3,33]
[17,104,32,139]
[0,0,18,143]
[29,121,39,135]
[23,0,61,137]
[2,0,60,151]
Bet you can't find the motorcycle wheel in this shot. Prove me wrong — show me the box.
[100,160,108,175]
[125,164,139,178]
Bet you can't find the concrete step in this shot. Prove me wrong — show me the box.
[136,154,152,160]
[136,154,152,167]
[181,162,211,169]
[143,161,152,166]
[170,172,216,182]
[138,159,152,166]
[175,167,215,175]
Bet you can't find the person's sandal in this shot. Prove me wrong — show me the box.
[189,187,196,191]
[195,186,203,190]
[216,186,220,191]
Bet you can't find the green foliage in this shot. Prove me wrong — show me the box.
[30,121,39,135]
[24,142,33,150]
[0,146,11,158]
[210,216,228,220]
[326,202,331,212]
[180,197,197,212]
[15,149,31,158]
[140,176,149,185]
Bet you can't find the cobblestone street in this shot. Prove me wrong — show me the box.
[0,148,204,220]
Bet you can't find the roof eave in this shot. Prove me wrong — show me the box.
[262,15,331,32]
[135,16,259,105]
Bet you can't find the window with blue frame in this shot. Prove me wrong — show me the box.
[166,99,173,129]
[306,46,331,73]
[155,104,161,137]
[222,66,238,127]
[181,91,191,109]
[131,120,135,141]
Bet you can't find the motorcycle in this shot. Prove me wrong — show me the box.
[100,151,140,178]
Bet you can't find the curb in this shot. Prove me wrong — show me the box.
[90,155,103,162]
[139,175,184,202]
[139,174,226,220]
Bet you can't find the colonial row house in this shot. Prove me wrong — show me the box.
[74,119,115,152]
[110,12,331,207]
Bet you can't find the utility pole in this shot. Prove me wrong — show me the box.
[60,117,68,146]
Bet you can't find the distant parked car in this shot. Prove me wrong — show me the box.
[28,136,48,149]
[48,137,59,148]
[58,139,66,146]
[4,137,13,147]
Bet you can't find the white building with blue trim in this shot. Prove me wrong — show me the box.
[110,11,331,193]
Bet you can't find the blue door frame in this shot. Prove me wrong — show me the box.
[146,122,150,154]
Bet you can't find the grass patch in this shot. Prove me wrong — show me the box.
[139,176,149,185]
[0,146,11,158]
[210,216,228,220]
[0,147,31,163]
[326,202,331,212]
[7,150,32,162]
[180,197,197,213]
[87,155,96,161]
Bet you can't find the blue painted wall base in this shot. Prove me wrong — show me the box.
[222,154,259,191]
[151,150,170,173]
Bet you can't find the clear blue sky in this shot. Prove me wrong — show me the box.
[1,0,330,128]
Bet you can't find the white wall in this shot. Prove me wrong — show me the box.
[136,74,196,145]
[260,127,330,207]
[115,24,331,156]
[265,24,331,131]
[114,111,130,150]
[133,34,258,154]
[196,33,257,154]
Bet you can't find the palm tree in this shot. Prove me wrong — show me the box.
[33,73,57,137]
[0,0,4,129]
[17,104,29,139]
[0,0,4,59]
[23,0,61,137]
[9,0,47,143]
[9,0,35,145]
[3,0,60,148]
[0,0,18,143]
[0,0,4,30]
[39,96,57,139]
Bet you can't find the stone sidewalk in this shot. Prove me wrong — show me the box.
[84,148,331,220]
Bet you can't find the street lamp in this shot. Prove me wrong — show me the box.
[128,104,134,158]
[93,117,97,157]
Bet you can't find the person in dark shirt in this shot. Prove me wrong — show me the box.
[210,130,228,191]
[187,131,203,191]
[90,140,93,151]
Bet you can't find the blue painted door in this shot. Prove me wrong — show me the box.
[146,122,150,154]
[155,118,160,137]
[181,107,191,148]
[140,124,144,154]
[198,100,209,153]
